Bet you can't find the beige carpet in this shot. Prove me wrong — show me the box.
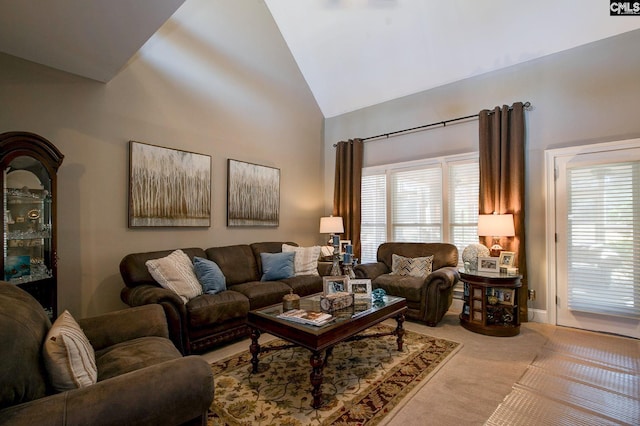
[486,327,640,425]
[206,324,461,425]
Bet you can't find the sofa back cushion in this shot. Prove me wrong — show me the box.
[0,282,50,409]
[377,243,458,272]
[250,242,297,276]
[119,248,207,288]
[205,245,260,285]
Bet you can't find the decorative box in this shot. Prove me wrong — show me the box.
[282,290,300,311]
[320,292,354,312]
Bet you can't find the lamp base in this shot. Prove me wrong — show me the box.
[490,243,503,258]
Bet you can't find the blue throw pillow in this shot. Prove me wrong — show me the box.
[260,251,295,281]
[193,257,226,295]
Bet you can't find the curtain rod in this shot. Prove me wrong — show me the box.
[334,101,531,146]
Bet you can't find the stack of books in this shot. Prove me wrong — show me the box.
[277,309,332,326]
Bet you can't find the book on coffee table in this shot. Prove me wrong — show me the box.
[277,309,333,326]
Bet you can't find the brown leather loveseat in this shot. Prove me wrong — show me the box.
[0,282,213,425]
[354,242,459,326]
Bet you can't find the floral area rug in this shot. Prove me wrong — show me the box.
[208,324,461,426]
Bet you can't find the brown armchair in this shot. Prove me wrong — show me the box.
[0,282,214,425]
[354,242,459,326]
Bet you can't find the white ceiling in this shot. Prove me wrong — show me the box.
[1,0,639,118]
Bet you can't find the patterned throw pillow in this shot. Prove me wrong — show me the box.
[145,249,203,304]
[390,254,434,278]
[43,310,97,392]
[282,244,321,276]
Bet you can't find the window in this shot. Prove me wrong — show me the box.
[360,154,479,264]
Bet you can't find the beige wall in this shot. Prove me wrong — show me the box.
[324,29,640,315]
[0,0,325,317]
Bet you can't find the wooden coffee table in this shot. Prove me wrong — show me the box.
[247,294,407,409]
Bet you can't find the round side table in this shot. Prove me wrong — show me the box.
[459,270,522,336]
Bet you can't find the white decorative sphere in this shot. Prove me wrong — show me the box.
[462,244,490,271]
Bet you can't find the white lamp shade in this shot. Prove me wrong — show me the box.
[477,214,515,237]
[319,216,344,234]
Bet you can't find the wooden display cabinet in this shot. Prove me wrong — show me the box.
[1,132,64,320]
[459,269,522,336]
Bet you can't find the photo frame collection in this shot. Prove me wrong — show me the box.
[322,276,373,299]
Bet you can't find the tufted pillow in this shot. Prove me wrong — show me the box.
[145,249,203,304]
[260,251,295,281]
[390,254,434,278]
[193,256,227,295]
[282,244,321,276]
[43,310,97,392]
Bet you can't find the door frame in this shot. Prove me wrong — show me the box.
[545,138,640,330]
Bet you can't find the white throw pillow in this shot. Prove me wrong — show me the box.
[390,254,434,278]
[43,310,97,392]
[146,249,203,304]
[282,244,321,276]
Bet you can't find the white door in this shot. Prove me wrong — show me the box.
[554,142,640,339]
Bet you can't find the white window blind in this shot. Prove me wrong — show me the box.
[449,161,479,265]
[361,173,387,263]
[391,167,442,242]
[567,161,640,318]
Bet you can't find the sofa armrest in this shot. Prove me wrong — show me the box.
[425,266,460,290]
[120,284,188,354]
[354,262,389,280]
[0,356,214,426]
[78,304,169,351]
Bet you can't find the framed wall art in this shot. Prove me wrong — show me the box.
[128,141,211,227]
[227,159,280,227]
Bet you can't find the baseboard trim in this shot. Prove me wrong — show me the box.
[527,308,548,324]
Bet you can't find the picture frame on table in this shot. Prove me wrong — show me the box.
[348,279,372,299]
[322,275,349,295]
[498,251,516,267]
[478,256,500,272]
[339,240,351,255]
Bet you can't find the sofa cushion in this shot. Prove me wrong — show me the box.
[0,283,50,409]
[145,249,203,304]
[281,275,324,297]
[260,251,295,281]
[373,274,425,303]
[377,242,458,271]
[282,244,321,276]
[43,310,98,392]
[95,336,181,381]
[230,281,292,310]
[390,254,434,278]
[193,256,226,295]
[186,291,250,328]
[205,245,260,285]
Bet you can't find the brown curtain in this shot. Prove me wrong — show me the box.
[333,139,364,260]
[479,102,528,321]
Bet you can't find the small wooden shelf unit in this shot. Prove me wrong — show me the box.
[459,270,522,337]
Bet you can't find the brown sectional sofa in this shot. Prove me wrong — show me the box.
[120,242,330,354]
[354,242,459,326]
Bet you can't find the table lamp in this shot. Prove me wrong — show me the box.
[477,213,515,257]
[319,216,344,276]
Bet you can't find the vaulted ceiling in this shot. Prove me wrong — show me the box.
[1,0,639,118]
